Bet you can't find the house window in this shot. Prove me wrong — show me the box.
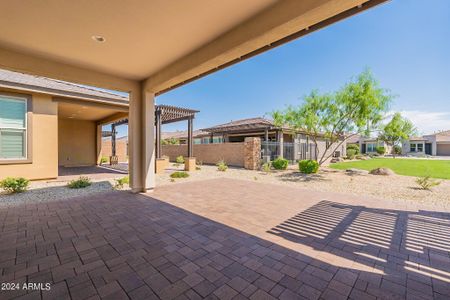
[410,143,416,152]
[0,95,27,159]
[367,143,377,152]
[417,143,423,152]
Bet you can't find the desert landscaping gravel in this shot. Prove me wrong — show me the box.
[2,163,449,208]
[0,179,116,207]
[158,164,450,208]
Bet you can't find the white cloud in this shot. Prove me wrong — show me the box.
[385,110,450,135]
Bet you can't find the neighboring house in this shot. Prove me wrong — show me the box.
[356,136,392,154]
[161,117,345,165]
[402,130,450,156]
[201,117,346,161]
[0,69,128,180]
[161,130,210,144]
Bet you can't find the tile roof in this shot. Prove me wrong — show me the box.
[0,69,128,105]
[161,130,207,139]
[202,117,274,132]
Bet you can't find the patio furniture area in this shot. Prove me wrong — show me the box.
[1,178,449,299]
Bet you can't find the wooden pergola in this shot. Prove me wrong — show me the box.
[108,104,199,162]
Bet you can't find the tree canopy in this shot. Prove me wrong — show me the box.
[272,70,392,165]
[379,112,417,156]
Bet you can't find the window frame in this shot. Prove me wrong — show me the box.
[0,92,33,164]
[417,143,423,152]
[410,143,416,152]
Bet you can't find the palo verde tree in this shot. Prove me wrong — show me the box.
[272,70,392,165]
[379,112,417,158]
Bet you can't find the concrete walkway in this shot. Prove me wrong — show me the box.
[0,178,449,299]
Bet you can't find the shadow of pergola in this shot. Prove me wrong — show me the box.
[268,200,450,297]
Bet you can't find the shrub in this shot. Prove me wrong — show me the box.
[346,144,360,154]
[170,171,189,178]
[416,176,440,190]
[114,176,129,189]
[67,176,91,189]
[272,158,288,170]
[376,146,385,155]
[299,160,319,174]
[261,162,271,173]
[0,177,30,193]
[217,160,228,172]
[100,156,108,164]
[175,155,185,164]
[346,149,357,159]
[393,145,402,155]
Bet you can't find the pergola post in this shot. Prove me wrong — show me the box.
[263,128,270,162]
[277,130,284,158]
[155,109,162,159]
[187,116,194,157]
[129,87,155,192]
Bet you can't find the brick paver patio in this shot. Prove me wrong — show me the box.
[1,178,450,299]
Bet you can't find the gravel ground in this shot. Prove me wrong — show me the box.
[0,179,118,207]
[158,164,450,208]
[2,163,449,208]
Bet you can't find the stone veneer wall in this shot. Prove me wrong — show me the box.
[161,143,246,167]
[244,137,261,170]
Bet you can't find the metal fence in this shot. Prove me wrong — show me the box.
[261,141,317,163]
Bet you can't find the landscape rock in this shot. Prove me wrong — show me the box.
[369,167,395,176]
[345,168,369,175]
[331,157,344,163]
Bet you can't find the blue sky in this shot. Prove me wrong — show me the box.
[117,0,450,137]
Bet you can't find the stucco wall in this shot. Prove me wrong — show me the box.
[162,143,245,167]
[58,118,96,167]
[0,91,58,180]
[101,139,128,162]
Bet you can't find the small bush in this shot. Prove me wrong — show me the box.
[299,160,319,174]
[261,162,271,173]
[272,158,288,170]
[170,171,189,178]
[175,156,185,164]
[100,156,108,164]
[393,145,402,155]
[346,144,360,154]
[376,146,385,155]
[346,149,357,159]
[114,176,129,189]
[0,177,30,193]
[217,160,228,172]
[67,176,91,189]
[416,176,440,190]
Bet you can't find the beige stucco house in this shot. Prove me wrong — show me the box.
[402,131,450,156]
[360,137,392,154]
[0,69,128,180]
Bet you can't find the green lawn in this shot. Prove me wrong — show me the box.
[330,158,450,179]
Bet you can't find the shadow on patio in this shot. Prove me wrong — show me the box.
[268,200,450,298]
[0,186,449,299]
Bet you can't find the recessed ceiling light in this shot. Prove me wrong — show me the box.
[92,35,106,43]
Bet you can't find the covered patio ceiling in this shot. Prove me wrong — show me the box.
[0,0,388,94]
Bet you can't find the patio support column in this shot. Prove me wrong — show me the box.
[155,109,162,159]
[129,86,156,192]
[96,124,102,165]
[210,133,214,144]
[188,116,193,157]
[278,130,284,158]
